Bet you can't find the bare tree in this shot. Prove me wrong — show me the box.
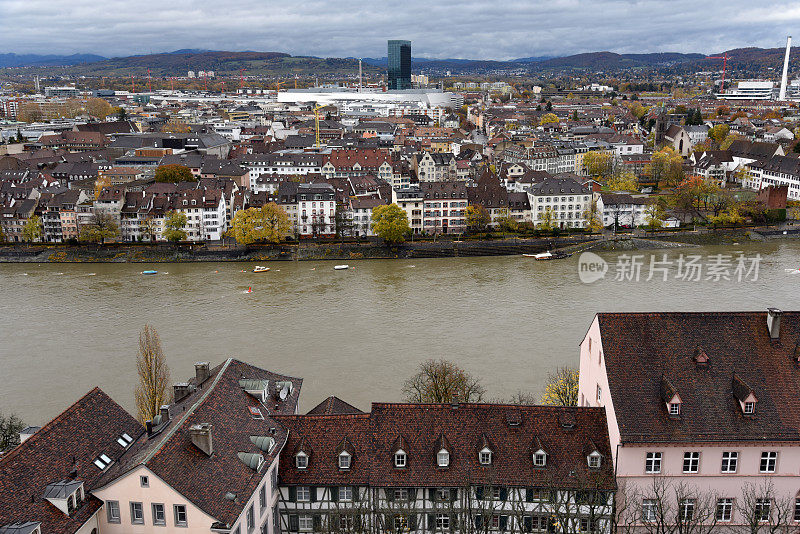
[134,324,172,424]
[634,478,719,534]
[734,480,795,534]
[402,359,486,403]
[0,412,25,452]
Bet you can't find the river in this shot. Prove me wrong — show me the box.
[2,241,799,426]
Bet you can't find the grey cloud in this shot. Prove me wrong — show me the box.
[0,0,797,59]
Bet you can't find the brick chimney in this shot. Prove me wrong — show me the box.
[190,423,213,456]
[768,308,783,339]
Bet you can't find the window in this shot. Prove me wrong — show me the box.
[744,401,755,414]
[721,452,738,473]
[683,452,700,473]
[645,452,662,474]
[117,433,133,447]
[174,505,188,527]
[596,385,602,403]
[271,468,278,494]
[680,499,695,521]
[534,451,547,467]
[296,452,308,469]
[296,487,311,502]
[106,501,121,523]
[716,498,733,522]
[794,498,800,522]
[394,515,408,531]
[340,516,354,530]
[436,514,450,530]
[140,475,149,487]
[393,488,409,501]
[339,486,353,502]
[756,499,771,521]
[760,451,777,473]
[480,449,492,465]
[94,454,112,470]
[247,504,255,532]
[260,484,267,510]
[579,518,598,533]
[669,402,681,416]
[437,450,450,467]
[130,502,144,524]
[249,407,264,420]
[298,515,313,531]
[394,451,406,467]
[588,453,601,468]
[437,488,451,501]
[152,503,166,526]
[339,452,351,469]
[642,499,657,522]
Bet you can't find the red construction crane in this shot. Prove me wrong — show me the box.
[239,68,246,89]
[131,74,136,93]
[147,69,152,93]
[706,52,730,94]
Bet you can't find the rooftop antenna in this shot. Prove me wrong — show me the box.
[779,36,792,101]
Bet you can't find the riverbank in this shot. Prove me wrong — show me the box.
[0,226,795,262]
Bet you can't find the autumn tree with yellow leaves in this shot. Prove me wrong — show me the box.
[134,325,172,424]
[541,367,579,406]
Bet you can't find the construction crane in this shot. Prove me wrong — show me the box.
[706,52,730,94]
[147,69,152,93]
[239,68,246,90]
[130,74,136,93]
[273,80,285,91]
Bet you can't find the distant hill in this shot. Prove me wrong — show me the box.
[0,53,107,68]
[533,51,705,70]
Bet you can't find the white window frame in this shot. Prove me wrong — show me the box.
[152,503,166,526]
[721,451,738,473]
[744,401,755,414]
[716,498,733,522]
[339,452,351,469]
[130,501,144,525]
[295,452,308,469]
[479,448,492,465]
[394,450,406,468]
[760,451,777,473]
[436,513,450,530]
[669,402,681,415]
[298,515,314,531]
[645,452,662,474]
[296,486,311,502]
[174,504,188,527]
[437,449,450,467]
[683,452,700,473]
[107,500,121,523]
[534,451,547,467]
[339,486,353,502]
[642,499,658,522]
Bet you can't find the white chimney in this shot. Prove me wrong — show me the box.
[779,36,792,101]
[768,308,783,339]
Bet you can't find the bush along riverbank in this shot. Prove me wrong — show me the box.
[0,227,794,263]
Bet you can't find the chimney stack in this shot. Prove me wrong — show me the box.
[173,382,195,402]
[159,405,171,425]
[779,36,792,101]
[195,362,210,384]
[768,308,783,339]
[189,423,213,456]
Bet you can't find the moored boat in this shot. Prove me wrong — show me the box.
[252,266,270,273]
[142,270,158,275]
[334,265,349,270]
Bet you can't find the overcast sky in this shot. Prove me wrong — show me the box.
[1,0,799,59]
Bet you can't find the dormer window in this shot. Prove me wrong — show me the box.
[339,452,351,469]
[394,450,406,468]
[437,449,450,467]
[479,448,493,465]
[669,402,681,416]
[533,450,547,467]
[296,452,308,469]
[249,407,264,420]
[744,401,755,415]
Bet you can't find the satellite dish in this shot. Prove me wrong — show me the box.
[279,386,289,401]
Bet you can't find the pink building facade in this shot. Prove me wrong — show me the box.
[579,310,800,529]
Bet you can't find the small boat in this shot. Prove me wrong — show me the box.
[334,265,349,270]
[528,251,572,260]
[253,266,270,273]
[142,270,158,275]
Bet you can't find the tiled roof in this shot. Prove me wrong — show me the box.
[307,396,364,415]
[96,359,302,528]
[276,404,614,490]
[596,311,800,444]
[0,388,142,533]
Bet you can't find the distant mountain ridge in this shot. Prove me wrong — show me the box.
[0,53,107,68]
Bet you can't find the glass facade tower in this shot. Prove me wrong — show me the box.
[388,40,411,90]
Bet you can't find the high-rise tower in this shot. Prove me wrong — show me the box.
[388,40,411,90]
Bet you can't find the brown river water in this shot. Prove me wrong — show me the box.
[2,241,799,426]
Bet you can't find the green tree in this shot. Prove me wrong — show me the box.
[606,171,639,192]
[541,367,579,406]
[720,133,746,150]
[644,202,666,229]
[79,212,119,244]
[496,209,518,233]
[21,216,42,243]
[707,124,730,146]
[371,203,410,245]
[402,359,486,403]
[583,197,604,232]
[114,106,128,121]
[645,146,684,188]
[537,206,557,230]
[0,412,25,452]
[583,150,612,179]
[163,210,188,242]
[228,204,291,244]
[155,164,195,183]
[465,204,491,232]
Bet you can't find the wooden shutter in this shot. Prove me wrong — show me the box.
[352,486,360,502]
[331,486,338,501]
[313,515,321,530]
[499,487,508,501]
[450,488,458,501]
[523,516,533,533]
[289,515,298,532]
[386,488,394,502]
[427,514,435,531]
[310,487,317,502]
[475,486,484,500]
[428,488,436,502]
[500,515,508,531]
[525,488,533,503]
[288,487,296,502]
